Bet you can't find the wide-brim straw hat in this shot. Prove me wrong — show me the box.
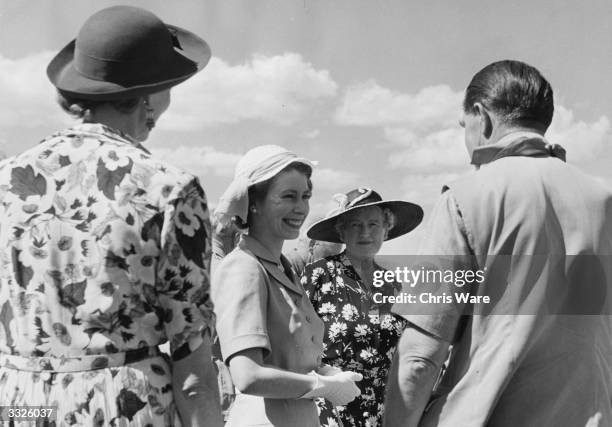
[307,187,423,243]
[47,5,211,101]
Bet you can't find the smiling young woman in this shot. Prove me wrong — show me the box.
[212,146,363,427]
[247,165,312,253]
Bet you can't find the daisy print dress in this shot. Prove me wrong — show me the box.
[302,252,407,427]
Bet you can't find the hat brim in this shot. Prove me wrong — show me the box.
[306,200,423,244]
[47,25,211,101]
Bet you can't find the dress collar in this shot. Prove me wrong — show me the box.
[471,131,565,166]
[239,234,280,264]
[52,123,151,154]
[240,235,304,295]
[338,250,383,279]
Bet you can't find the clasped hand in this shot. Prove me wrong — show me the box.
[301,367,362,406]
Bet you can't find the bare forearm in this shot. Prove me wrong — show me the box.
[232,363,317,399]
[172,340,224,427]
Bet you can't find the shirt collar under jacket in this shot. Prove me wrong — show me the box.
[471,131,566,166]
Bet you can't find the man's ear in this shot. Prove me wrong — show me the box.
[474,102,493,139]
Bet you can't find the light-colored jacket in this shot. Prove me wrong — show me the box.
[397,132,612,427]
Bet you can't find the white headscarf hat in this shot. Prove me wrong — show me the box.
[214,145,316,228]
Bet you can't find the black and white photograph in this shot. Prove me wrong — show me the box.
[0,0,610,425]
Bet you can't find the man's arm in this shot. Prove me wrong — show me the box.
[386,189,473,426]
[384,325,450,427]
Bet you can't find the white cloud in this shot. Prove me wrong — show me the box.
[547,105,611,164]
[386,127,469,173]
[150,145,241,178]
[312,168,360,191]
[301,129,320,139]
[336,80,612,174]
[334,81,468,173]
[162,53,338,130]
[149,144,359,192]
[0,52,70,129]
[334,81,462,132]
[0,51,338,133]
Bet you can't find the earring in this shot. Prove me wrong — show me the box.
[250,206,257,213]
[143,98,156,131]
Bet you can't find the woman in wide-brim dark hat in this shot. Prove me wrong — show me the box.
[0,6,223,426]
[301,188,423,427]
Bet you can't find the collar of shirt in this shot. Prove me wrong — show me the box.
[239,234,304,296]
[471,131,565,166]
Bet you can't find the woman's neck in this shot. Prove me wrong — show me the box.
[87,107,139,140]
[346,251,376,291]
[346,251,375,273]
[249,227,283,261]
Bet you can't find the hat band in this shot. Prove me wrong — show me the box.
[348,194,383,208]
[74,47,195,86]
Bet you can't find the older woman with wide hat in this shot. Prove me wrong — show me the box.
[0,6,222,426]
[212,145,363,426]
[302,188,423,427]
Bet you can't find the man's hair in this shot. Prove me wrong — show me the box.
[463,60,554,130]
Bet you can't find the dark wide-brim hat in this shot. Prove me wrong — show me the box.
[307,187,424,244]
[47,5,211,101]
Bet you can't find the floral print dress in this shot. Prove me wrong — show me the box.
[302,252,407,427]
[0,124,214,426]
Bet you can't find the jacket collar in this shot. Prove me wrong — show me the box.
[240,235,303,295]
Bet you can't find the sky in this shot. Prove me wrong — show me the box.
[0,0,610,254]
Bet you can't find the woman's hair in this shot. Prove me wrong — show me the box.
[334,205,395,242]
[57,91,142,121]
[463,60,554,130]
[235,162,313,229]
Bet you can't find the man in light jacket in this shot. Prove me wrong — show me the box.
[385,60,612,427]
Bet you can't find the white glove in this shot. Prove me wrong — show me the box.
[317,364,343,376]
[301,371,362,406]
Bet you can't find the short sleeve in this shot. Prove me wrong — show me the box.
[212,252,271,363]
[392,190,475,343]
[156,178,214,360]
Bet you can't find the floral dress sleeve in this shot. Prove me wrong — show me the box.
[155,178,214,361]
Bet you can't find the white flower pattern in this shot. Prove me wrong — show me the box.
[303,251,407,427]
